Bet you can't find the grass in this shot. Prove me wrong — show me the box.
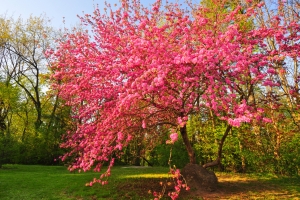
[0,165,169,200]
[0,165,299,200]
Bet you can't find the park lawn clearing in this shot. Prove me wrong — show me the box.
[0,165,299,200]
[0,165,169,200]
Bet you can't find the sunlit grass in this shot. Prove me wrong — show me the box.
[120,173,169,179]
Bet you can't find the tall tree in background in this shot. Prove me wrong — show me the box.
[0,15,54,130]
[0,15,69,165]
[249,0,300,173]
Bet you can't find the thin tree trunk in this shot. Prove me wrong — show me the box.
[180,125,196,164]
[140,156,153,166]
[239,140,246,173]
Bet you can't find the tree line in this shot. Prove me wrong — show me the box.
[0,15,70,167]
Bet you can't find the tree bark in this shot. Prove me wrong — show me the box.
[140,156,153,166]
[180,124,196,164]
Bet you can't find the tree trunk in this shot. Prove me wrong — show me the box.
[239,140,246,173]
[180,125,196,164]
[140,156,153,166]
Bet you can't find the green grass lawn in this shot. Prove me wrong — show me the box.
[0,165,169,200]
[0,164,299,200]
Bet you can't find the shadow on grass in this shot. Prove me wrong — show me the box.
[117,177,174,199]
[264,176,300,194]
[178,174,300,200]
[113,173,300,200]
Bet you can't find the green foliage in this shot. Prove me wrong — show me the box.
[0,82,68,166]
[184,110,300,176]
[0,82,20,167]
[0,134,19,167]
[149,136,189,169]
[218,121,300,175]
[276,134,300,175]
[200,0,254,32]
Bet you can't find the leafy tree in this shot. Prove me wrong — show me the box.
[235,0,300,174]
[0,15,55,130]
[0,15,69,165]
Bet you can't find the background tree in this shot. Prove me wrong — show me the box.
[0,15,69,165]
[244,0,300,174]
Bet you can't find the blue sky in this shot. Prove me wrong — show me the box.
[0,0,196,29]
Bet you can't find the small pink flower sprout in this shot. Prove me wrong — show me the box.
[166,130,178,144]
[170,133,178,143]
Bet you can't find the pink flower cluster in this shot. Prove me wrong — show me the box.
[166,130,179,144]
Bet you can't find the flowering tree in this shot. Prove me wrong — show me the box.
[49,0,299,198]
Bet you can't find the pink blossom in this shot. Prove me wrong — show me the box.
[267,68,276,74]
[228,115,251,127]
[263,117,272,123]
[142,120,146,129]
[117,132,124,141]
[115,144,122,151]
[177,117,186,127]
[170,133,178,143]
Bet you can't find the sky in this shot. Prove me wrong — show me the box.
[0,0,193,29]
